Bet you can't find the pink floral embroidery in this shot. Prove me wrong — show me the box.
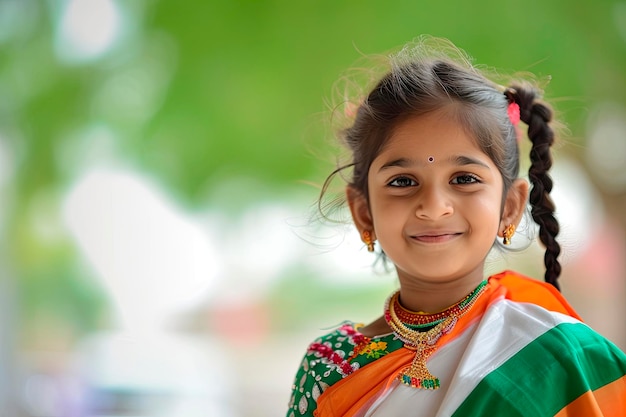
[339,323,367,344]
[308,342,355,375]
[308,324,370,376]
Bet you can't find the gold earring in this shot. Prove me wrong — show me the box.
[503,224,516,245]
[362,230,375,252]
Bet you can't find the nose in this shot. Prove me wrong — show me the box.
[415,185,454,220]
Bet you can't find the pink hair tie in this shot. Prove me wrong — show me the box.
[507,102,520,126]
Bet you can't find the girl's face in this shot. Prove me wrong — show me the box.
[349,109,524,287]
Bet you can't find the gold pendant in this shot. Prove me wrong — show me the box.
[385,283,487,391]
[396,316,457,390]
[399,345,440,389]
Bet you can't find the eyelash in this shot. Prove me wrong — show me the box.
[451,174,481,185]
[388,176,416,187]
[387,173,481,187]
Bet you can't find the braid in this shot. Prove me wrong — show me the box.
[507,86,561,290]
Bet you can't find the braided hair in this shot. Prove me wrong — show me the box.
[320,38,562,289]
[506,87,561,289]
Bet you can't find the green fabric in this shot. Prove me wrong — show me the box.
[287,322,404,417]
[452,322,626,416]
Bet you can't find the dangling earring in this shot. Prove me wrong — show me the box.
[362,230,375,252]
[503,224,516,245]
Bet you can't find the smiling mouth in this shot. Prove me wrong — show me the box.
[411,233,462,244]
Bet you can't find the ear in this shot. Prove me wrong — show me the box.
[346,185,375,240]
[498,179,529,237]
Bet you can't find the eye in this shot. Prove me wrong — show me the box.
[388,176,417,187]
[451,174,480,185]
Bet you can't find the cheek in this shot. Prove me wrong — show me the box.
[470,193,504,231]
[369,197,405,234]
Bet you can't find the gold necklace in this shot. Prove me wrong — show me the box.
[383,281,487,389]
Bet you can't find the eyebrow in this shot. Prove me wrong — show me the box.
[379,158,412,171]
[453,155,491,169]
[377,155,491,172]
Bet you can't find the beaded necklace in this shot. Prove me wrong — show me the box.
[383,280,487,390]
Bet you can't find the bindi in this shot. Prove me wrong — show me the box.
[427,156,435,163]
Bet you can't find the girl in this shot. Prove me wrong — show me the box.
[286,37,626,417]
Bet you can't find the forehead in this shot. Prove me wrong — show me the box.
[377,110,487,161]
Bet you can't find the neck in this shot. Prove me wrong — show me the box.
[396,269,485,313]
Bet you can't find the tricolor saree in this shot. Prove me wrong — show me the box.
[287,271,626,416]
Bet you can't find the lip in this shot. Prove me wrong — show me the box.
[410,231,462,244]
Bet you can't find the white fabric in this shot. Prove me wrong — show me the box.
[364,300,581,417]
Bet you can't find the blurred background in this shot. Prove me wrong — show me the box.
[1,0,625,415]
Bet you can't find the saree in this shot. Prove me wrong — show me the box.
[286,271,626,416]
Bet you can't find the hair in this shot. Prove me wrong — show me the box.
[319,37,562,290]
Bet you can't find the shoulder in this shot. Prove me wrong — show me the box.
[483,294,626,380]
[292,322,373,386]
[287,322,398,417]
[286,322,365,416]
[455,306,626,415]
[488,270,581,319]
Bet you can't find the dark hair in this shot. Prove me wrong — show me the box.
[320,38,561,290]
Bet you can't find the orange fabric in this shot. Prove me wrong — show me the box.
[492,271,582,320]
[315,271,582,417]
[554,376,626,417]
[313,348,414,416]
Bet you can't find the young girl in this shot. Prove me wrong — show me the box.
[286,37,626,417]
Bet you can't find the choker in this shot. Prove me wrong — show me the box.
[384,281,487,390]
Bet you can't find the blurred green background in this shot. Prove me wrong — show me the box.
[1,0,625,416]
